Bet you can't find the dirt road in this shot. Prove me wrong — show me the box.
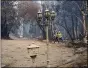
[1,40,87,68]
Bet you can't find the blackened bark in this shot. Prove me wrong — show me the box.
[71,15,75,40]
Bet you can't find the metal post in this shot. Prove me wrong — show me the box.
[46,26,49,44]
[46,26,49,67]
[46,19,50,67]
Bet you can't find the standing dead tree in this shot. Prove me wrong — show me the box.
[1,1,17,38]
[55,1,87,42]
